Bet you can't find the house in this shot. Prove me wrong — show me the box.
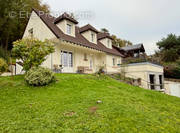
[121,44,145,57]
[16,9,164,90]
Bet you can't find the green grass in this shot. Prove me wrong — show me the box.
[0,74,180,133]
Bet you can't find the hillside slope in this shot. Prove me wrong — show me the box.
[0,74,180,133]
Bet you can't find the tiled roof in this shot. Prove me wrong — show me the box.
[32,9,124,57]
[122,44,145,52]
[79,24,99,33]
[54,12,78,24]
[97,32,113,40]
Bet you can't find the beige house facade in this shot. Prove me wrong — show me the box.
[17,9,123,74]
[16,9,164,90]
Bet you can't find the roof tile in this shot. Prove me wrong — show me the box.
[32,9,124,57]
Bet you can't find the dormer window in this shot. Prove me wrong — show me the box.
[79,24,99,44]
[54,12,78,37]
[67,24,72,35]
[98,33,113,49]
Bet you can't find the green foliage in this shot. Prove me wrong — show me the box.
[0,46,10,62]
[96,65,105,75]
[0,58,8,75]
[154,34,180,79]
[163,62,180,79]
[0,74,180,132]
[111,35,132,47]
[25,66,55,86]
[12,38,54,71]
[0,0,50,50]
[100,28,109,33]
[156,34,180,62]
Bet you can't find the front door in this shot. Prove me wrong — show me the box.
[61,51,73,73]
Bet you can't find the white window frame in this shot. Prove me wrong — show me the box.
[112,58,116,66]
[61,51,73,67]
[66,24,72,35]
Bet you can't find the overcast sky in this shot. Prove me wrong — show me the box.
[43,0,180,55]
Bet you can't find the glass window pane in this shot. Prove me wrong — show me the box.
[67,24,72,34]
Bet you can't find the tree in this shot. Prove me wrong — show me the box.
[12,38,54,71]
[156,34,180,62]
[101,28,109,33]
[0,0,50,51]
[111,35,132,47]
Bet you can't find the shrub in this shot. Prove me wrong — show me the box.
[96,65,105,75]
[25,67,56,86]
[0,58,8,75]
[12,38,54,71]
[164,63,180,79]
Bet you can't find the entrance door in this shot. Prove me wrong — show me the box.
[149,74,155,90]
[61,51,73,73]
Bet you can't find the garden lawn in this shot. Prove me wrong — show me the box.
[0,74,180,133]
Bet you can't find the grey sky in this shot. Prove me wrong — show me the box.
[43,0,180,55]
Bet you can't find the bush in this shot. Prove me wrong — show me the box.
[12,38,54,71]
[163,62,180,79]
[0,58,8,75]
[25,67,56,86]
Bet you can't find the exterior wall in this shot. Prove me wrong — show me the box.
[52,40,105,73]
[121,62,164,89]
[81,30,97,44]
[23,11,56,40]
[164,80,180,98]
[16,11,56,74]
[99,38,112,49]
[56,20,66,34]
[56,19,75,37]
[105,54,122,73]
[16,11,123,75]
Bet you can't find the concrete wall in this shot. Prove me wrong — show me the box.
[164,80,180,98]
[121,62,164,89]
